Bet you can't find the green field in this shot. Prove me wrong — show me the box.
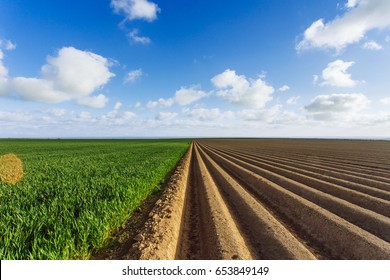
[0,139,190,259]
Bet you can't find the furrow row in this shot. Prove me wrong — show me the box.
[203,144,390,207]
[194,141,390,259]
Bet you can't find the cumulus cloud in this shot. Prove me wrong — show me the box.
[44,108,66,118]
[0,40,15,96]
[313,75,319,85]
[186,108,234,122]
[0,39,16,51]
[75,111,96,123]
[111,0,160,21]
[346,0,359,8]
[146,98,174,109]
[362,40,383,50]
[12,78,70,102]
[128,29,151,44]
[297,0,390,51]
[77,94,109,109]
[287,96,300,105]
[100,102,136,125]
[0,67,9,96]
[381,97,390,105]
[174,86,208,106]
[0,111,32,122]
[238,105,282,123]
[305,93,370,120]
[10,47,114,107]
[278,85,290,92]
[133,101,142,108]
[305,93,369,112]
[124,69,143,83]
[320,60,358,87]
[211,69,274,108]
[155,111,177,121]
[147,86,208,108]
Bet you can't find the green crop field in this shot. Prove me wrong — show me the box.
[0,139,190,259]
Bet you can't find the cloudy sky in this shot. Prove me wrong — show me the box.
[1,0,390,138]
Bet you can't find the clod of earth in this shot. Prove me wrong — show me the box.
[0,153,24,184]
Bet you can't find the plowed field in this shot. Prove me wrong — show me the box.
[132,139,390,260]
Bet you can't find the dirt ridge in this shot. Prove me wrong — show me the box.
[98,139,390,260]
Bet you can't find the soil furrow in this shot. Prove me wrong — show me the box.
[176,144,253,259]
[207,140,390,176]
[201,146,390,258]
[203,145,390,216]
[196,143,317,260]
[207,144,390,193]
[122,139,390,260]
[201,144,390,242]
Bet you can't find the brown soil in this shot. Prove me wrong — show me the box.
[0,153,23,184]
[93,139,390,260]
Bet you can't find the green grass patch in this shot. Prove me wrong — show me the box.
[0,139,190,259]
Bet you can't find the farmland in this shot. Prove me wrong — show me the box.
[132,139,390,260]
[0,139,190,259]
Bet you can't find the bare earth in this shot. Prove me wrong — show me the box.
[98,139,390,260]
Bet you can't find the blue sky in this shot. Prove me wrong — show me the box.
[1,0,390,138]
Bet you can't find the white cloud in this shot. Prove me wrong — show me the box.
[111,0,160,21]
[380,97,390,105]
[75,111,96,123]
[305,93,369,112]
[305,93,370,120]
[320,60,358,87]
[174,86,208,106]
[147,85,208,109]
[0,111,32,122]
[41,47,114,95]
[123,111,136,119]
[346,0,360,8]
[287,96,300,105]
[186,108,234,122]
[238,105,282,123]
[114,101,123,111]
[146,98,174,109]
[134,101,142,108]
[12,78,69,102]
[313,74,319,85]
[297,0,390,51]
[362,40,383,50]
[0,40,14,96]
[44,108,66,118]
[124,69,143,83]
[155,111,177,121]
[0,79,8,96]
[77,94,109,109]
[211,69,274,108]
[0,52,8,79]
[103,102,123,119]
[0,39,16,50]
[101,103,136,125]
[75,103,136,126]
[10,47,114,107]
[278,85,290,92]
[112,111,136,125]
[148,69,274,110]
[128,29,151,44]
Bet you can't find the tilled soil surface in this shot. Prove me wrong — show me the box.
[97,139,390,259]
